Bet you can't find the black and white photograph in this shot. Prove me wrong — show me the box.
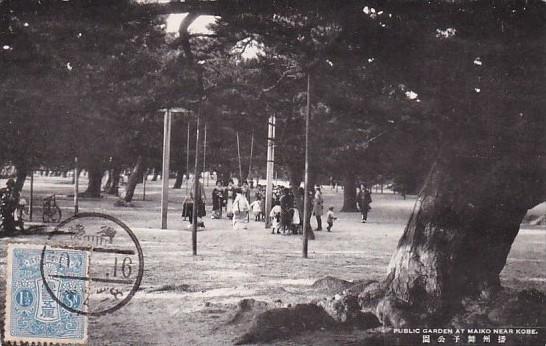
[0,0,545,345]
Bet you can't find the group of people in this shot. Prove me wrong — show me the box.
[211,180,261,230]
[181,179,372,232]
[182,179,257,231]
[269,185,338,234]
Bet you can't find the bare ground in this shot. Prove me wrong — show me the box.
[1,176,545,345]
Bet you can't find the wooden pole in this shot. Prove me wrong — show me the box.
[161,109,172,229]
[236,131,243,182]
[264,115,275,229]
[186,121,190,194]
[74,156,79,215]
[192,107,201,256]
[248,130,254,180]
[303,73,311,258]
[203,123,208,186]
[29,169,33,221]
[142,170,146,201]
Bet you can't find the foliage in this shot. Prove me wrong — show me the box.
[1,0,544,199]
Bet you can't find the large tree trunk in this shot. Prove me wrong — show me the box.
[376,155,542,327]
[107,165,122,196]
[124,156,145,202]
[341,171,357,212]
[84,164,104,197]
[14,164,28,194]
[173,168,184,189]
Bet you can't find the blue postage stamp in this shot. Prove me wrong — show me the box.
[4,243,89,344]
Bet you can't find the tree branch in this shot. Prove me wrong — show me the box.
[261,68,302,93]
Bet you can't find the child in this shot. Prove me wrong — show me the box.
[249,199,263,221]
[181,195,194,222]
[269,204,282,234]
[326,206,337,232]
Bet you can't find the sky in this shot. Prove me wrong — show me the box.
[165,13,217,35]
[165,13,263,60]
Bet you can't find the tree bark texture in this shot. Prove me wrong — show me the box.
[14,164,27,194]
[107,165,122,196]
[84,164,104,197]
[341,171,357,212]
[124,156,145,202]
[173,168,184,189]
[377,153,544,327]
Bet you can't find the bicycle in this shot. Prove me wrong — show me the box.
[42,194,62,223]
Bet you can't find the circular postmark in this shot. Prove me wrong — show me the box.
[39,212,144,316]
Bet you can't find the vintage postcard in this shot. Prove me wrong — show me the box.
[0,0,544,345]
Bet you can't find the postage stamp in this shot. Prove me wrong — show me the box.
[4,243,89,344]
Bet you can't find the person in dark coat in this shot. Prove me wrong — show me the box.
[225,180,235,219]
[182,195,194,221]
[279,188,294,233]
[242,181,251,202]
[189,179,206,228]
[0,179,19,233]
[312,186,324,231]
[295,187,305,233]
[356,184,372,223]
[211,181,224,219]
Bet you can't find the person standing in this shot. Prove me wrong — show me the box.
[0,179,19,233]
[279,188,294,233]
[312,186,324,231]
[211,181,224,219]
[242,180,251,202]
[295,187,305,233]
[191,178,207,228]
[225,180,235,219]
[181,194,194,222]
[357,184,372,223]
[232,188,250,230]
[249,198,262,221]
[269,204,282,234]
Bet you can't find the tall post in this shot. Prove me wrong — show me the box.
[29,169,34,221]
[236,131,242,182]
[203,123,208,186]
[142,170,146,201]
[248,131,254,181]
[74,156,79,215]
[192,107,201,256]
[303,73,311,258]
[161,109,172,229]
[186,121,190,194]
[265,115,276,228]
